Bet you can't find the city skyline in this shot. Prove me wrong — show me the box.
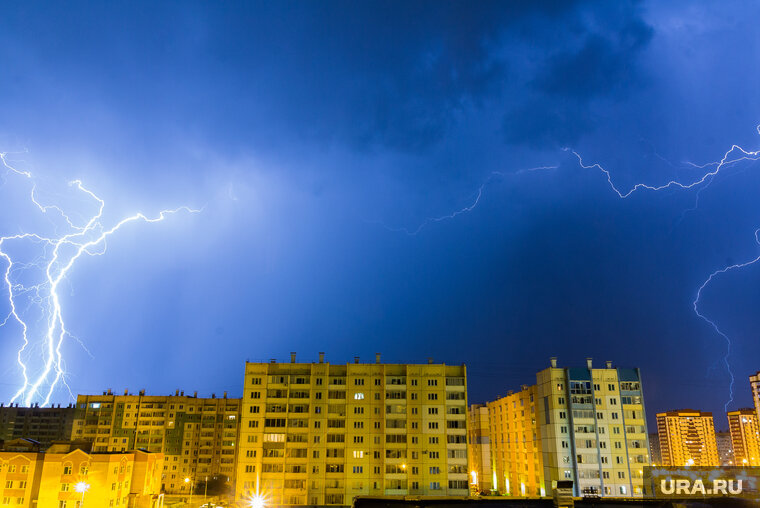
[2,1,760,425]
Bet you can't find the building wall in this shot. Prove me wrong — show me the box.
[715,431,734,466]
[536,361,649,498]
[727,408,760,466]
[752,372,760,423]
[656,410,719,467]
[648,433,661,465]
[36,446,163,508]
[0,452,43,507]
[467,404,492,493]
[0,404,76,449]
[235,359,469,506]
[487,385,542,497]
[71,392,239,494]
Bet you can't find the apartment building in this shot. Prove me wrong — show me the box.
[72,390,240,494]
[715,430,734,466]
[487,358,650,498]
[656,409,718,466]
[727,408,760,466]
[752,371,760,422]
[235,354,469,506]
[0,403,76,449]
[0,440,44,507]
[467,404,492,493]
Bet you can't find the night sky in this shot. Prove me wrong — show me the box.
[1,1,759,428]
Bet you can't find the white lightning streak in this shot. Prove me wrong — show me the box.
[572,125,760,410]
[0,152,199,406]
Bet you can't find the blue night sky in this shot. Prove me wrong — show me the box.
[1,1,759,426]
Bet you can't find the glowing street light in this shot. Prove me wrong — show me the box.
[184,476,194,505]
[74,482,90,506]
[250,494,266,508]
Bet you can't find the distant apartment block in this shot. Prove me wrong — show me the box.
[0,403,76,449]
[727,408,760,466]
[467,404,492,493]
[487,358,650,498]
[656,409,718,466]
[715,430,734,466]
[72,390,240,494]
[235,354,469,506]
[648,433,661,465]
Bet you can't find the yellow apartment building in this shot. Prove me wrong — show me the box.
[36,442,163,508]
[235,354,469,506]
[72,390,240,494]
[727,408,760,466]
[467,404,492,493]
[0,440,44,507]
[656,409,718,466]
[487,384,542,497]
[487,358,650,498]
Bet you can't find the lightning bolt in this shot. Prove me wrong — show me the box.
[0,151,200,406]
[571,124,760,410]
[377,165,557,235]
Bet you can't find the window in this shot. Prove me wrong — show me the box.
[354,393,364,400]
[430,482,441,490]
[353,466,363,473]
[429,467,440,474]
[63,465,72,475]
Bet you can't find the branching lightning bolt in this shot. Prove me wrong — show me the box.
[0,152,200,406]
[570,125,760,411]
[378,165,558,235]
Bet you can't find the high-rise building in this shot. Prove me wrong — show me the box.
[727,408,760,466]
[487,384,542,497]
[71,390,240,494]
[235,354,469,506]
[467,404,492,493]
[751,371,760,421]
[715,430,734,466]
[656,409,718,466]
[648,433,661,465]
[487,358,650,498]
[0,403,76,449]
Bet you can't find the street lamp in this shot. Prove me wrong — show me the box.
[250,494,266,508]
[184,476,194,505]
[74,481,90,507]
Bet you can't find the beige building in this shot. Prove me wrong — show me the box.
[467,404,492,493]
[656,409,718,466]
[727,408,760,466]
[72,390,240,494]
[487,358,650,498]
[235,354,469,506]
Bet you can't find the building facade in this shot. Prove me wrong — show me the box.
[487,358,650,498]
[648,433,661,465]
[72,390,240,494]
[467,404,492,493]
[727,408,760,466]
[656,409,718,466]
[0,440,44,508]
[715,430,734,466]
[488,385,542,497]
[752,371,760,422]
[0,404,76,449]
[37,442,163,508]
[235,355,469,506]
